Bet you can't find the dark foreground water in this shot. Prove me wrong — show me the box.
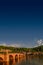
[0,55,43,65]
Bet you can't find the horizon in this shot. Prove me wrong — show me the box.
[0,39,43,48]
[0,0,43,48]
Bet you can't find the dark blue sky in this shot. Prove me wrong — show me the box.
[0,0,43,47]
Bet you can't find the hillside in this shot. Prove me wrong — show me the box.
[31,45,43,52]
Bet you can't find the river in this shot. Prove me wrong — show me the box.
[0,55,43,65]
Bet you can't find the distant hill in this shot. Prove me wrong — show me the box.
[31,45,43,52]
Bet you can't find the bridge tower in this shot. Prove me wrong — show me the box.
[4,50,9,62]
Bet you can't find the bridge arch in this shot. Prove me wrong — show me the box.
[9,55,13,61]
[0,57,3,61]
[0,57,3,65]
[9,55,14,65]
[15,54,18,62]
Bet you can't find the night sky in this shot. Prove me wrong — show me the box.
[0,0,43,47]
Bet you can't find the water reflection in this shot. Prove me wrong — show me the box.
[0,55,43,65]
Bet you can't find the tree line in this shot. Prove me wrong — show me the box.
[0,45,43,53]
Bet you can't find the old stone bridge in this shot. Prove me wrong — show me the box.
[0,50,25,62]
